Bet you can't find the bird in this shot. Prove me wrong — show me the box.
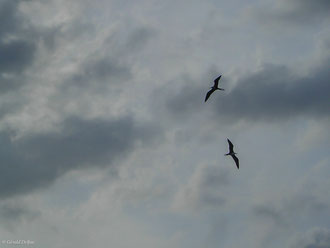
[225,138,239,169]
[204,75,224,102]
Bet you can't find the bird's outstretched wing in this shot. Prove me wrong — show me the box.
[213,75,222,88]
[205,88,215,102]
[231,154,239,169]
[227,138,234,153]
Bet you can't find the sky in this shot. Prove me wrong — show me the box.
[0,0,329,247]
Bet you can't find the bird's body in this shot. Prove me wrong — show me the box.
[225,138,239,169]
[204,75,224,102]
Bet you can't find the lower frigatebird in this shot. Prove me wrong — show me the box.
[225,138,239,169]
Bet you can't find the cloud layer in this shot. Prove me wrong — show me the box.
[0,0,329,247]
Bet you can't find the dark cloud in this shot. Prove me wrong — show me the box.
[252,0,330,26]
[0,0,22,37]
[0,0,54,93]
[213,60,330,122]
[0,0,36,80]
[293,0,330,11]
[285,0,330,22]
[0,40,36,74]
[0,116,161,199]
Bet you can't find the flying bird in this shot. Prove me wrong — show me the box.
[204,75,224,102]
[225,138,239,169]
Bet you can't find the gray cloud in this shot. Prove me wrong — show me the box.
[54,25,155,103]
[124,27,156,53]
[61,56,132,95]
[253,205,285,226]
[164,78,205,120]
[83,58,131,82]
[173,164,230,212]
[0,201,39,230]
[251,189,330,248]
[291,228,330,248]
[0,115,161,199]
[66,27,155,88]
[103,25,156,56]
[253,192,329,225]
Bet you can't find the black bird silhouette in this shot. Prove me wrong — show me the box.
[204,75,224,102]
[225,138,239,169]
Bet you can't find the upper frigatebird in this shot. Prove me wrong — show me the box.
[204,75,224,102]
[225,138,239,169]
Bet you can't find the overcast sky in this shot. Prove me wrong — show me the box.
[0,0,329,247]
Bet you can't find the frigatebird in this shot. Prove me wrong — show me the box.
[204,75,224,102]
[225,138,239,169]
